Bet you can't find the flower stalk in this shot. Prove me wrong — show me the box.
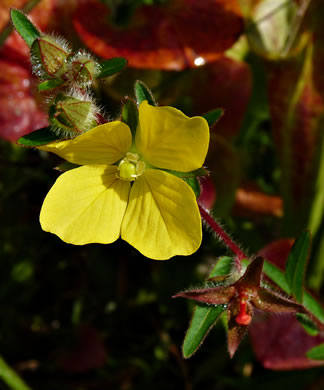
[198,203,246,266]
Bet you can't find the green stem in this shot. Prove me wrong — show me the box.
[0,355,32,390]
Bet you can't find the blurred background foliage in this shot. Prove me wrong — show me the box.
[0,0,324,389]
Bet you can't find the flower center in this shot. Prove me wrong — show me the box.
[117,152,145,181]
[235,292,252,326]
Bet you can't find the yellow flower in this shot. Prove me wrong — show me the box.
[39,101,209,260]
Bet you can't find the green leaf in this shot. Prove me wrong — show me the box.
[306,343,324,361]
[17,127,63,147]
[263,260,289,291]
[183,177,201,198]
[10,8,40,47]
[97,57,128,78]
[202,108,224,127]
[121,99,138,137]
[303,291,324,324]
[262,260,324,323]
[182,305,224,359]
[167,167,209,179]
[285,230,311,302]
[182,256,232,358]
[209,256,233,278]
[37,79,65,91]
[296,313,319,336]
[134,80,156,106]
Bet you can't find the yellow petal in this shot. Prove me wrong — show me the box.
[121,169,202,260]
[40,165,130,245]
[136,101,209,171]
[39,121,132,165]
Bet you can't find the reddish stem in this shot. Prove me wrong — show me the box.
[198,203,247,265]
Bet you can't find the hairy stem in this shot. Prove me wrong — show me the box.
[198,204,247,268]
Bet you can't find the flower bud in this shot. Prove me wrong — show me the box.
[31,35,71,79]
[48,91,99,137]
[67,51,100,87]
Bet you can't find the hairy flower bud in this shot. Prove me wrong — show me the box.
[31,35,71,79]
[67,51,100,87]
[48,91,100,137]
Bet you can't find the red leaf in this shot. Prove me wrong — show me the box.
[59,325,107,373]
[0,0,55,33]
[198,177,217,210]
[0,0,26,31]
[204,133,241,216]
[73,0,243,70]
[233,182,283,218]
[250,313,324,370]
[257,238,294,269]
[0,57,48,141]
[191,57,252,138]
[252,238,324,369]
[0,0,58,141]
[266,6,324,235]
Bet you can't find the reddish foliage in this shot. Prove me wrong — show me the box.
[257,238,294,269]
[0,0,56,141]
[0,57,48,141]
[191,57,252,139]
[176,258,304,358]
[249,239,324,369]
[204,133,240,215]
[233,183,283,218]
[198,177,217,210]
[73,0,243,70]
[266,5,324,234]
[59,325,107,372]
[250,314,324,370]
[0,0,54,32]
[0,0,26,31]
[268,59,324,230]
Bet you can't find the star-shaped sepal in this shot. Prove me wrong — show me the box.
[173,257,306,357]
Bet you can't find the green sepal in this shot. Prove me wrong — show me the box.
[55,162,80,172]
[17,127,63,147]
[285,230,311,303]
[182,256,232,358]
[10,8,40,47]
[306,343,324,361]
[167,167,209,179]
[262,261,324,323]
[97,57,128,78]
[69,56,98,86]
[37,78,65,91]
[121,99,138,137]
[183,177,201,198]
[202,108,224,127]
[49,93,97,135]
[134,80,156,106]
[31,36,70,78]
[296,313,319,336]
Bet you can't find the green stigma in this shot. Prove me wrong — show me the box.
[117,153,145,181]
